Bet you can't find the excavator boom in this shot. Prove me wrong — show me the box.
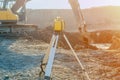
[69,0,86,30]
[11,0,27,14]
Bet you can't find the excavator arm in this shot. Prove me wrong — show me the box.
[68,0,91,44]
[68,0,86,32]
[11,0,27,14]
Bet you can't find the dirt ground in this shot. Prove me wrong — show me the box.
[0,37,119,80]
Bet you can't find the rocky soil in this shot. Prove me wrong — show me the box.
[0,37,119,80]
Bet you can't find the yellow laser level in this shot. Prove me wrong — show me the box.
[54,17,65,32]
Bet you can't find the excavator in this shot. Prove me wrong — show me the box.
[0,0,37,35]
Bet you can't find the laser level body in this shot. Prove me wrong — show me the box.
[54,17,65,32]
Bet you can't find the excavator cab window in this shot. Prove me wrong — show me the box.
[0,0,4,9]
[0,0,15,9]
[7,1,15,9]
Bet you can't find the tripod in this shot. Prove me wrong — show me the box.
[39,31,91,80]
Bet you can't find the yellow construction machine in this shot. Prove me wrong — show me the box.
[0,0,37,35]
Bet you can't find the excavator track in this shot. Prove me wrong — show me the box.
[0,24,38,37]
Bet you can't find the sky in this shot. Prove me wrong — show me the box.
[27,0,120,9]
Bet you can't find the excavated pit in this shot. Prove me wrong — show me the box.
[29,27,120,50]
[29,27,98,50]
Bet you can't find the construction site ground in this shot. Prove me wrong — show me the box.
[0,36,120,80]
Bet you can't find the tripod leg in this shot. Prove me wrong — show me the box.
[63,34,91,80]
[44,35,59,80]
[63,34,84,69]
[43,35,56,65]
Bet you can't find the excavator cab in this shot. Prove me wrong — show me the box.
[0,0,15,9]
[0,0,27,24]
[0,0,18,24]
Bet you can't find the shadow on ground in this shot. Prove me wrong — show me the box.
[0,38,43,71]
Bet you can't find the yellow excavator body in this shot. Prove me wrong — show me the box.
[0,9,18,22]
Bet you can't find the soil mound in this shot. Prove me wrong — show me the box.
[109,32,120,49]
[30,27,97,50]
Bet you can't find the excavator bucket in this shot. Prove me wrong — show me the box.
[68,0,92,44]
